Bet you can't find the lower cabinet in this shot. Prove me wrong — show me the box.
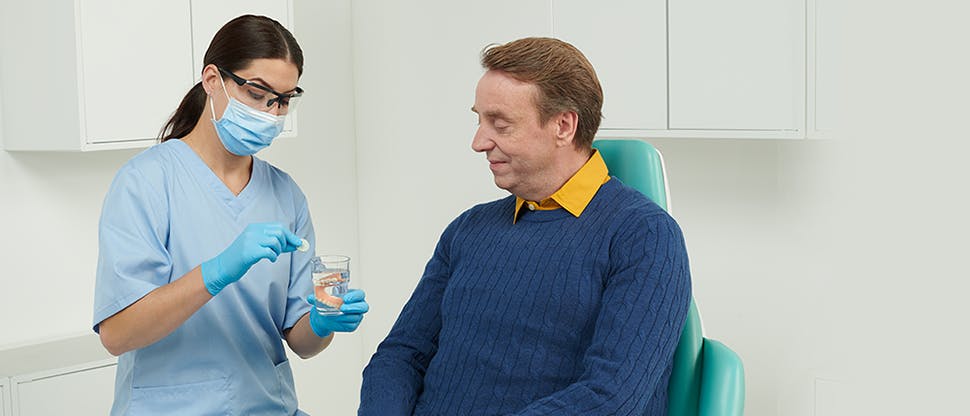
[9,360,116,416]
[1,378,10,416]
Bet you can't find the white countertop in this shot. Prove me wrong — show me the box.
[0,334,114,378]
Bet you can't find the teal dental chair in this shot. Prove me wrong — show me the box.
[592,139,746,416]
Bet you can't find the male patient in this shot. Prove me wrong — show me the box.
[359,37,692,416]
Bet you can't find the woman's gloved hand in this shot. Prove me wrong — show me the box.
[307,290,369,338]
[201,223,303,296]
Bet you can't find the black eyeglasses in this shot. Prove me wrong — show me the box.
[218,67,304,112]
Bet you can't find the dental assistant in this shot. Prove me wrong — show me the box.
[92,15,367,415]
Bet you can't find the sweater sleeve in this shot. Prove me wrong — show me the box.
[358,216,461,415]
[511,212,692,416]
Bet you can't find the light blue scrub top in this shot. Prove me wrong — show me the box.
[93,139,315,415]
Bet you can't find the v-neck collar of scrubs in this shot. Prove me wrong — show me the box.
[169,139,265,219]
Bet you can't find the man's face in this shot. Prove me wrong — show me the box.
[471,70,561,199]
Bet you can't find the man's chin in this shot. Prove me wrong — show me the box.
[492,179,514,194]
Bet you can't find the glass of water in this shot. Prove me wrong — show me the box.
[311,255,350,315]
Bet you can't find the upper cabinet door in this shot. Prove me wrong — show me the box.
[552,0,667,131]
[190,2,293,77]
[79,1,194,145]
[668,0,805,131]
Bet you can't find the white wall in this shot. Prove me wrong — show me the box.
[806,2,970,414]
[629,3,970,413]
[351,0,554,353]
[648,138,843,416]
[0,148,128,345]
[274,1,365,414]
[3,1,969,415]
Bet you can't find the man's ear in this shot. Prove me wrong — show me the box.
[554,111,579,148]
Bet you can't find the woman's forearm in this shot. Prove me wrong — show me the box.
[97,266,212,355]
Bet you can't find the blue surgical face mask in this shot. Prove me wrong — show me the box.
[210,77,286,156]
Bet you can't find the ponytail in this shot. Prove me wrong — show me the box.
[159,82,207,142]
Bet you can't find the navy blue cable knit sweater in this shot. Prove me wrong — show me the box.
[360,178,691,415]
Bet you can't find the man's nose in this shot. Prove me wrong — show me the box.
[471,127,492,152]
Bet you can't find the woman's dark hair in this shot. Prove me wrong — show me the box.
[159,15,304,142]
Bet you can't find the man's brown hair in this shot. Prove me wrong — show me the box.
[481,37,603,149]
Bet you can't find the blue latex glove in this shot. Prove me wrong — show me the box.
[201,223,303,296]
[306,289,369,338]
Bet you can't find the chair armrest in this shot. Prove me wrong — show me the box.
[698,339,745,416]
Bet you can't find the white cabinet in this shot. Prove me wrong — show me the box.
[0,334,117,416]
[668,0,804,135]
[10,360,116,416]
[0,0,193,151]
[0,0,293,151]
[552,0,667,131]
[1,378,9,416]
[76,2,195,150]
[554,0,806,139]
[807,0,837,138]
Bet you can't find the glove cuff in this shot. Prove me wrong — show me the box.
[200,258,224,296]
[308,311,334,338]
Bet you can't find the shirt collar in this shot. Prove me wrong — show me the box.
[513,149,610,223]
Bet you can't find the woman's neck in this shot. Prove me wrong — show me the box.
[182,126,253,196]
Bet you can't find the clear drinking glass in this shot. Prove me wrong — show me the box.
[311,255,350,315]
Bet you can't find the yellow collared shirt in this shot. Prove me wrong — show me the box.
[514,150,611,223]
